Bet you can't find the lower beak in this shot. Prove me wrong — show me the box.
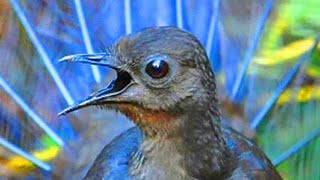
[58,53,133,116]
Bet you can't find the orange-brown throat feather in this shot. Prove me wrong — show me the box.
[118,104,176,137]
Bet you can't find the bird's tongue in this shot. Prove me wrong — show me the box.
[94,70,132,97]
[93,79,117,98]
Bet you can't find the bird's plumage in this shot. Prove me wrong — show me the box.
[85,126,281,179]
[61,26,281,180]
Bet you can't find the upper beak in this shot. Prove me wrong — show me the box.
[59,52,119,68]
[58,53,133,116]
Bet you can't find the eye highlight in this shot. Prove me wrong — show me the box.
[145,59,169,79]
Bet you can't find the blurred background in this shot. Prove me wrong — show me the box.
[0,0,319,179]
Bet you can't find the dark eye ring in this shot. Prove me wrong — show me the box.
[145,59,169,79]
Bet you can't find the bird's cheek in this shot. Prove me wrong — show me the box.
[112,84,168,111]
[111,84,146,104]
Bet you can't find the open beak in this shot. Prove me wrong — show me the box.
[58,53,133,116]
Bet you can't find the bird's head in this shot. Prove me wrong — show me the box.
[59,27,219,135]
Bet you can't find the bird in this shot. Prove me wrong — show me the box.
[59,26,282,180]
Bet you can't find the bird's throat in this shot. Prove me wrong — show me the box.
[118,104,177,137]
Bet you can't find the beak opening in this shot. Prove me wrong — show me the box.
[58,53,133,116]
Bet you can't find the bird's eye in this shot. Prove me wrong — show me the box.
[145,59,169,79]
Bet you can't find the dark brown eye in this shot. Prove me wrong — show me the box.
[145,59,169,79]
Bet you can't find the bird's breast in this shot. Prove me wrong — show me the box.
[129,138,196,180]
